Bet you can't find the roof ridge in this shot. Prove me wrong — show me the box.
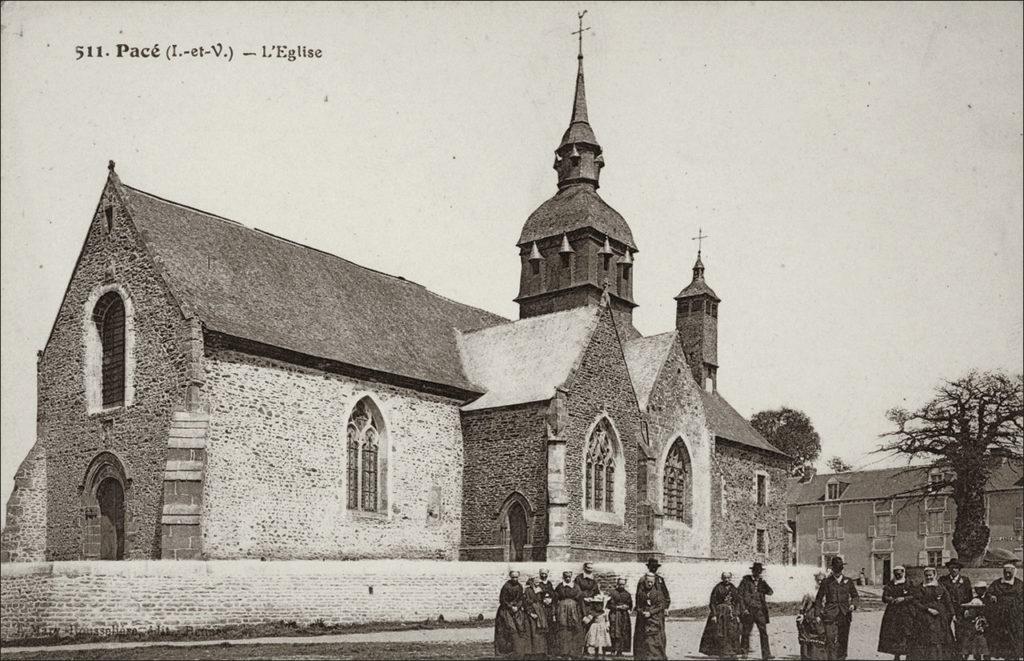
[123,183,507,324]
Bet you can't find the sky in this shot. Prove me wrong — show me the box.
[1,2,1022,523]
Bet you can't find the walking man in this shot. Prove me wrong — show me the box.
[816,556,860,660]
[739,561,774,659]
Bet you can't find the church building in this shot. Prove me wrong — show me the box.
[1,45,790,565]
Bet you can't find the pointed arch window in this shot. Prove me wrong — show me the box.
[663,439,692,524]
[346,398,385,513]
[585,421,615,512]
[93,292,126,408]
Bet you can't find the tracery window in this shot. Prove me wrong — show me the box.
[663,439,691,523]
[93,292,126,408]
[585,421,615,512]
[347,398,383,512]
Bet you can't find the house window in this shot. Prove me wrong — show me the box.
[93,292,126,408]
[825,518,841,539]
[927,550,944,567]
[663,439,691,523]
[756,528,767,553]
[876,514,894,536]
[585,419,616,513]
[346,397,386,513]
[756,473,768,506]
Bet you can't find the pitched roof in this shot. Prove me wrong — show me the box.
[676,278,719,301]
[518,184,636,249]
[787,461,1024,505]
[700,391,789,457]
[457,306,600,411]
[623,332,676,410]
[119,184,507,395]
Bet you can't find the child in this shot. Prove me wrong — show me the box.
[585,591,612,657]
[960,581,990,661]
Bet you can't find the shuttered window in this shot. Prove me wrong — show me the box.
[93,292,125,408]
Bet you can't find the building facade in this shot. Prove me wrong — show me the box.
[1,46,790,565]
[787,462,1024,584]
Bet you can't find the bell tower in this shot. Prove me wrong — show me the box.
[675,247,720,393]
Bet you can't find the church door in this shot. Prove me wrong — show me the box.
[505,502,528,561]
[97,477,125,560]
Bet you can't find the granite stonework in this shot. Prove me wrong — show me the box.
[0,444,47,563]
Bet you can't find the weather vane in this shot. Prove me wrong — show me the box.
[572,10,591,58]
[692,227,709,254]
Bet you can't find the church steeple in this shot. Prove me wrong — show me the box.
[554,13,604,189]
[675,237,721,392]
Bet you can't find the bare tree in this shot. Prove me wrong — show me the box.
[879,370,1023,566]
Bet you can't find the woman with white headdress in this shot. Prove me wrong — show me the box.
[878,565,914,660]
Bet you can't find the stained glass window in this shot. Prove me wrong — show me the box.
[585,422,615,512]
[347,398,382,512]
[664,440,691,522]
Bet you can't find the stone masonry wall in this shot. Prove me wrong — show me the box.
[0,443,48,563]
[0,559,819,642]
[711,442,790,563]
[642,337,714,559]
[563,305,642,559]
[460,402,549,560]
[38,178,192,560]
[200,347,464,560]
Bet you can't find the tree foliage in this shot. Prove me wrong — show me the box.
[750,407,821,468]
[826,456,853,473]
[879,370,1024,566]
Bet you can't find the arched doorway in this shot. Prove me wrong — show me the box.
[96,477,125,560]
[505,501,528,561]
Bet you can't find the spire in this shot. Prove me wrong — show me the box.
[554,12,603,189]
[692,250,705,280]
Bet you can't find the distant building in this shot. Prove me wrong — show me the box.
[787,461,1023,584]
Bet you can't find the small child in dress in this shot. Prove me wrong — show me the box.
[960,581,990,661]
[585,591,612,657]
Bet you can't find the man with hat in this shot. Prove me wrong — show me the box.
[738,561,775,659]
[939,557,972,658]
[815,556,860,660]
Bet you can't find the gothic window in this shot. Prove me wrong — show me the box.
[346,397,385,513]
[663,439,692,524]
[93,292,126,408]
[585,421,615,512]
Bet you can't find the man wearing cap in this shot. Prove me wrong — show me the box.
[815,556,860,660]
[983,562,1023,661]
[939,558,973,658]
[739,562,775,659]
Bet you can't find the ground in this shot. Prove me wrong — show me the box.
[1,610,892,660]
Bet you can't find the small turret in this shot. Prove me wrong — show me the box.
[675,249,721,392]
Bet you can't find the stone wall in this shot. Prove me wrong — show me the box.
[200,347,464,560]
[0,559,820,642]
[0,443,48,563]
[460,402,549,560]
[642,338,714,559]
[711,442,790,563]
[37,178,193,561]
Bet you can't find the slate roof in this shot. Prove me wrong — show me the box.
[676,278,720,301]
[787,461,1024,505]
[457,306,600,411]
[120,183,507,395]
[623,332,676,410]
[518,184,636,249]
[700,390,789,457]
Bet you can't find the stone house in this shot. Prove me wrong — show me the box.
[1,50,790,565]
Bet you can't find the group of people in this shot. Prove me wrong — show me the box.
[493,558,670,660]
[872,559,1023,661]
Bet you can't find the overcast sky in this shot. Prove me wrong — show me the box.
[2,2,1022,523]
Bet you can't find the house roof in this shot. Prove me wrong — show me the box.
[700,390,789,457]
[623,332,676,410]
[120,183,507,395]
[787,461,1024,505]
[457,306,600,411]
[518,184,636,249]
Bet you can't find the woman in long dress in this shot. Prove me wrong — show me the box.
[553,571,584,659]
[634,573,668,660]
[494,570,530,658]
[909,566,955,661]
[797,571,827,660]
[524,576,550,659]
[699,571,745,658]
[878,565,914,660]
[959,582,990,661]
[606,577,633,656]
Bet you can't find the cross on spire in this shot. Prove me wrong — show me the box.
[692,227,709,255]
[572,10,591,59]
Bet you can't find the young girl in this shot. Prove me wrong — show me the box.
[585,591,612,657]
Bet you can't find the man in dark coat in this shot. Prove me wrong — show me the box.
[739,561,775,659]
[984,562,1023,661]
[606,576,633,656]
[815,556,860,660]
[699,571,746,658]
[939,558,973,658]
[494,570,530,658]
[634,572,668,660]
[878,564,914,659]
[636,557,671,609]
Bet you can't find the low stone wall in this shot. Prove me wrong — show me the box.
[0,559,819,642]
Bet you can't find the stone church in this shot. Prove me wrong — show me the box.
[1,49,790,565]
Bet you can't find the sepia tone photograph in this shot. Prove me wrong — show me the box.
[1,2,1021,660]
